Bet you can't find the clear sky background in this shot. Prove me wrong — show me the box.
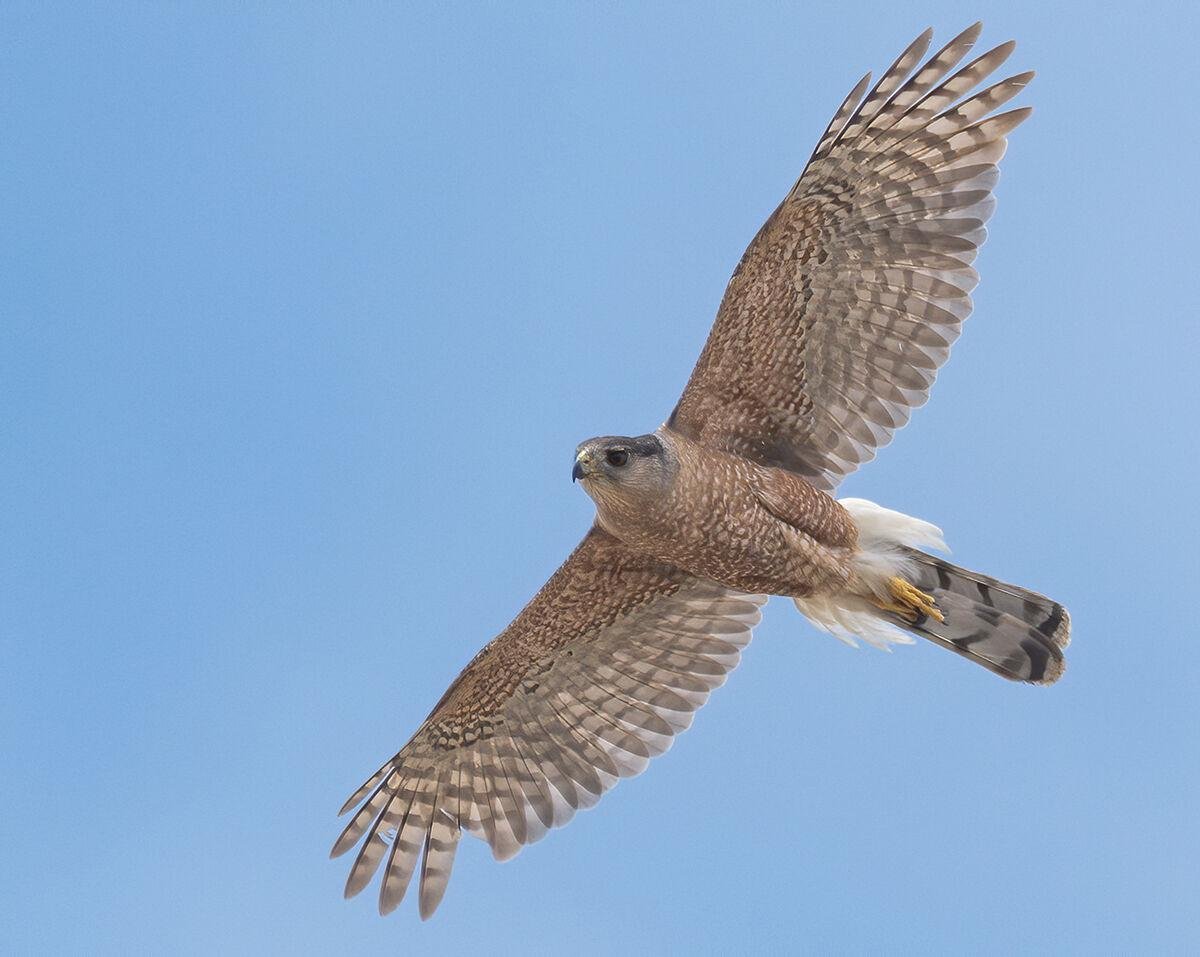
[4,3,1197,954]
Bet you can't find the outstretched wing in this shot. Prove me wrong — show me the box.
[667,24,1031,490]
[332,527,765,918]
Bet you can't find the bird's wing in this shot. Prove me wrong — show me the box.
[667,24,1030,490]
[332,526,765,918]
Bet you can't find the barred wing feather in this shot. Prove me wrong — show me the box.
[668,23,1031,490]
[331,527,765,918]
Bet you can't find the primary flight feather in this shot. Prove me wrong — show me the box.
[332,23,1071,919]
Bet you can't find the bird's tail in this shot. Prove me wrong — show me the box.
[889,547,1070,684]
[793,499,1070,684]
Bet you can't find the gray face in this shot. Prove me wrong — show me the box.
[572,433,671,502]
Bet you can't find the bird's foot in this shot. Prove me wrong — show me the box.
[875,577,945,624]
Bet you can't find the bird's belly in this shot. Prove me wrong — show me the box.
[630,512,845,599]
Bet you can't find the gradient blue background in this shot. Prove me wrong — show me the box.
[4,3,1197,953]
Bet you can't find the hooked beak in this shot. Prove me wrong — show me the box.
[572,451,592,482]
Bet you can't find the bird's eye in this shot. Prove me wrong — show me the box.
[605,449,629,468]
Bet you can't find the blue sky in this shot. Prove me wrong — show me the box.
[4,3,1197,953]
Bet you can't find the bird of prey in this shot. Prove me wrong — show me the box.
[332,23,1071,919]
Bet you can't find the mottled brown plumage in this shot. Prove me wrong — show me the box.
[578,431,857,597]
[333,23,1070,919]
[669,25,1028,490]
[332,528,764,917]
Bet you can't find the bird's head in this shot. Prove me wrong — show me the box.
[572,433,674,509]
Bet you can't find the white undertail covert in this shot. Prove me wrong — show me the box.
[793,498,948,650]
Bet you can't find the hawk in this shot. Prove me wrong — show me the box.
[332,23,1071,919]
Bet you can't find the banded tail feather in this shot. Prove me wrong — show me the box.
[795,498,1070,685]
[890,548,1070,684]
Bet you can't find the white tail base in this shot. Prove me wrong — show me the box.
[793,498,949,651]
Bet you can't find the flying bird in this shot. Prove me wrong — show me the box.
[332,23,1071,919]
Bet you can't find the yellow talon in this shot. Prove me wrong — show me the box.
[876,577,945,624]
